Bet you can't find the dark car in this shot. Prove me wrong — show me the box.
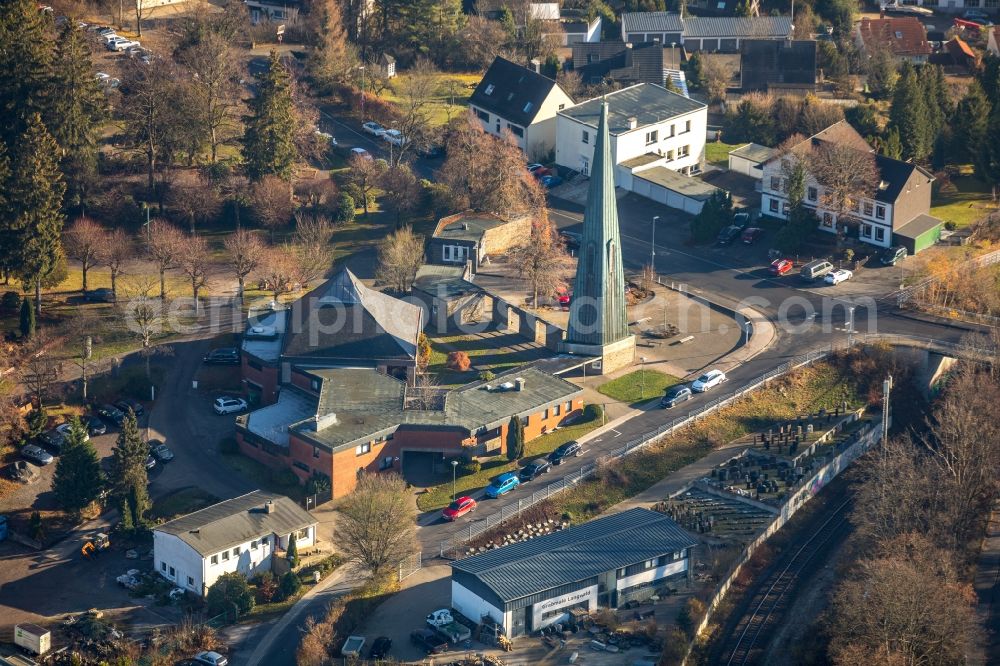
[83,415,107,436]
[37,429,66,454]
[716,225,742,246]
[559,230,582,252]
[519,458,551,482]
[880,245,908,266]
[660,385,693,409]
[115,398,144,417]
[741,227,763,244]
[733,211,752,229]
[547,440,582,465]
[83,288,116,303]
[203,347,240,365]
[96,403,126,426]
[418,144,445,158]
[368,636,392,659]
[410,629,447,655]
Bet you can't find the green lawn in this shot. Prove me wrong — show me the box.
[380,72,480,127]
[597,370,682,405]
[931,172,997,229]
[706,141,740,168]
[415,406,605,512]
[150,487,221,522]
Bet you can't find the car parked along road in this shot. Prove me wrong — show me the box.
[691,369,727,393]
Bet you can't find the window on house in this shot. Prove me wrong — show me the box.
[770,176,781,191]
[507,124,524,138]
[380,456,394,470]
[668,124,675,138]
[187,576,194,587]
[863,224,873,237]
[645,130,658,145]
[520,415,529,426]
[679,145,690,157]
[222,550,229,561]
[781,159,790,170]
[644,559,656,569]
[875,227,886,242]
[554,403,561,416]
[769,199,779,213]
[443,245,468,263]
[484,84,495,95]
[293,461,310,472]
[876,205,886,220]
[313,447,320,459]
[864,201,874,216]
[782,201,790,215]
[807,186,817,201]
[823,212,834,228]
[251,540,259,550]
[665,149,674,161]
[558,103,565,110]
[211,555,218,565]
[542,408,549,419]
[582,130,589,144]
[161,562,167,572]
[233,547,240,557]
[475,109,489,122]
[580,156,590,175]
[684,119,691,133]
[355,442,371,455]
[169,566,175,577]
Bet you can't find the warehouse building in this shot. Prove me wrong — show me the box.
[450,508,697,636]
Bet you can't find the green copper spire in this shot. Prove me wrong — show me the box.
[567,101,629,347]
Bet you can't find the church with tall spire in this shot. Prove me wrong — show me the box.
[561,101,636,374]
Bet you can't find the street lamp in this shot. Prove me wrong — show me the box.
[650,216,660,271]
[847,306,856,347]
[640,356,647,399]
[356,64,367,122]
[451,459,459,501]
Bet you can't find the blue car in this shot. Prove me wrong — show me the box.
[485,472,520,498]
[541,175,563,189]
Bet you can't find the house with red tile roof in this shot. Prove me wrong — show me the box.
[945,36,978,69]
[854,16,932,64]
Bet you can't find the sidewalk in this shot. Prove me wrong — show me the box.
[972,502,1000,665]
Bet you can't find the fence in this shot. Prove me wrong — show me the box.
[397,551,422,582]
[680,421,883,665]
[438,348,831,558]
[895,247,1000,307]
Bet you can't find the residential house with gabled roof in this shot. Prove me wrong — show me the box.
[854,17,932,63]
[153,491,316,596]
[760,121,938,250]
[468,56,576,160]
[572,41,666,86]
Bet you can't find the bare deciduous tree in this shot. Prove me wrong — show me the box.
[292,213,335,286]
[556,69,582,101]
[167,171,223,234]
[146,219,187,300]
[256,246,302,301]
[378,163,421,228]
[224,229,265,301]
[375,226,424,293]
[251,175,294,241]
[118,58,184,194]
[177,234,211,313]
[63,217,107,293]
[335,473,416,579]
[99,228,134,297]
[387,58,439,164]
[176,31,243,163]
[118,276,166,378]
[348,154,387,217]
[701,57,732,106]
[20,335,61,408]
[509,212,572,307]
[809,143,880,242]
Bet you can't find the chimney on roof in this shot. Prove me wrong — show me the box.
[312,412,338,431]
[627,116,638,130]
[530,58,541,74]
[515,377,525,392]
[264,500,275,514]
[625,42,633,49]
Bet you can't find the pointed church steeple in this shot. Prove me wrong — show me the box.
[566,101,629,347]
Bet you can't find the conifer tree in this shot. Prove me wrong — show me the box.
[109,412,150,530]
[890,66,932,163]
[19,297,35,339]
[54,418,103,517]
[242,51,298,182]
[307,0,357,93]
[953,81,991,167]
[506,415,525,461]
[0,0,55,148]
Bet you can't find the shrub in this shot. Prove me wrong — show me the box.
[255,572,278,603]
[446,351,471,371]
[207,572,255,617]
[279,570,302,600]
[305,472,331,496]
[461,458,481,475]
[944,220,957,231]
[287,536,299,568]
[271,468,299,487]
[1,291,20,312]
[219,437,239,455]
[478,370,495,381]
[335,192,355,224]
[583,404,604,423]
[842,248,854,262]
[26,408,48,438]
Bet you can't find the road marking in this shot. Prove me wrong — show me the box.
[611,429,622,438]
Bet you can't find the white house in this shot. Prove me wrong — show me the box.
[555,83,707,187]
[153,491,317,597]
[759,122,935,250]
[468,57,576,160]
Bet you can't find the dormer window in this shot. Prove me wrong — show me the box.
[895,31,903,39]
[484,84,495,95]
[523,102,534,113]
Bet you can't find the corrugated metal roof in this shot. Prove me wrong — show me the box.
[452,508,698,603]
[156,491,316,557]
[559,83,705,133]
[682,16,792,38]
[622,11,684,33]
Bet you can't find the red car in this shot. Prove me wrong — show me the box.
[741,227,763,244]
[442,496,477,521]
[769,258,793,276]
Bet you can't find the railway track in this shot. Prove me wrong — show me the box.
[720,497,853,666]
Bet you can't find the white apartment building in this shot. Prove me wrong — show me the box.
[153,491,317,597]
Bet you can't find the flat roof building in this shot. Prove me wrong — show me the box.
[450,508,697,636]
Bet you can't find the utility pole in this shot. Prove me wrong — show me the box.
[847,306,855,347]
[640,356,647,399]
[650,216,659,271]
[881,374,892,444]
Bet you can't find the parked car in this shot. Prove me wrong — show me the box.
[193,652,228,666]
[56,422,89,442]
[350,146,372,160]
[526,163,546,174]
[21,444,53,466]
[733,211,752,229]
[95,72,111,82]
[104,35,127,48]
[110,39,139,52]
[716,225,742,246]
[880,245,908,266]
[768,258,794,276]
[149,440,174,462]
[83,287,115,302]
[368,637,392,660]
[37,430,66,454]
[541,174,563,189]
[362,121,386,137]
[800,259,834,281]
[382,129,406,146]
[485,472,520,498]
[418,144,444,158]
[442,496,477,521]
[96,403,126,426]
[519,458,551,482]
[741,227,763,244]
[691,369,727,393]
[203,347,240,365]
[410,629,447,655]
[145,455,156,470]
[660,385,692,408]
[559,230,582,251]
[547,440,582,465]
[115,398,144,417]
[213,396,248,415]
[824,268,853,285]
[83,415,107,436]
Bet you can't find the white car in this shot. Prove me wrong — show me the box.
[350,146,373,160]
[56,422,90,442]
[110,39,140,52]
[95,72,110,82]
[382,129,406,146]
[213,396,248,415]
[691,369,727,393]
[362,121,386,137]
[105,36,127,49]
[101,32,120,43]
[824,268,853,285]
[193,652,228,666]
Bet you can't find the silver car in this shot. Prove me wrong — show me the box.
[22,445,54,466]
